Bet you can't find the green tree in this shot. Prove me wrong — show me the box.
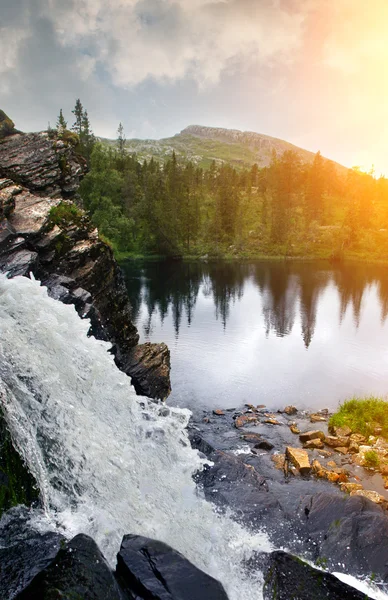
[71,99,84,136]
[56,109,67,131]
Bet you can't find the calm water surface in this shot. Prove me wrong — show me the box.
[121,260,388,413]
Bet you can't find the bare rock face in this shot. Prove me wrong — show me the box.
[0,123,171,400]
[0,131,86,197]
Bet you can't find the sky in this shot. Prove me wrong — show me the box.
[1,0,388,174]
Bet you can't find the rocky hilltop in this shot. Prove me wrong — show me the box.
[0,113,170,400]
[102,123,346,171]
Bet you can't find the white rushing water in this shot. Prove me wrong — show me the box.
[0,274,271,600]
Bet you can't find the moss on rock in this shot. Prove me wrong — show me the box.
[0,110,15,140]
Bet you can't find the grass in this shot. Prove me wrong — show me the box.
[364,450,380,468]
[49,202,86,229]
[329,397,388,439]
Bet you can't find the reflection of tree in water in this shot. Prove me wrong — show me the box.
[205,262,248,328]
[252,264,298,338]
[332,264,376,327]
[120,259,388,344]
[297,267,331,348]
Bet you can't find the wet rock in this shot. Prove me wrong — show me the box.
[318,449,332,458]
[286,447,311,475]
[351,489,385,504]
[327,460,337,468]
[254,440,274,451]
[116,534,229,600]
[289,423,300,434]
[264,418,281,425]
[299,430,325,443]
[334,446,349,455]
[241,433,262,444]
[310,413,326,423]
[213,409,225,416]
[15,534,123,600]
[300,492,388,580]
[263,550,369,600]
[284,405,297,415]
[0,391,39,516]
[324,435,350,448]
[125,342,171,400]
[331,425,352,437]
[303,439,324,450]
[272,454,286,470]
[234,414,257,428]
[339,482,363,494]
[0,506,64,599]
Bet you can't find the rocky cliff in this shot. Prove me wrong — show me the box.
[0,115,170,400]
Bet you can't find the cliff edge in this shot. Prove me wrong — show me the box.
[0,113,170,400]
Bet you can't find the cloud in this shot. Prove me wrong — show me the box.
[4,0,309,90]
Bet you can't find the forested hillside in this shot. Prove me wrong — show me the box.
[80,140,388,260]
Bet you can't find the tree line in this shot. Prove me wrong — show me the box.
[55,102,388,259]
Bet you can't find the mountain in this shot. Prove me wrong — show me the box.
[101,125,345,171]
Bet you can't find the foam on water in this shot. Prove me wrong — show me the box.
[0,274,270,600]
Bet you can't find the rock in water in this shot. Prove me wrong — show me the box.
[285,447,311,475]
[116,534,229,600]
[263,551,370,599]
[15,534,124,600]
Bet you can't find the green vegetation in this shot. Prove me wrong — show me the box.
[329,397,388,438]
[0,411,39,515]
[49,202,86,229]
[364,450,380,469]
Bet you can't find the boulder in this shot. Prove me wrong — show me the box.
[116,534,229,600]
[286,447,311,475]
[324,435,350,448]
[15,534,124,600]
[299,430,325,443]
[0,110,15,139]
[234,414,257,428]
[283,405,297,415]
[303,439,324,450]
[0,506,64,599]
[124,342,171,400]
[263,551,369,600]
[300,492,388,580]
[351,489,385,504]
[310,413,326,423]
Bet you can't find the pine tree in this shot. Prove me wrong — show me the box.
[71,99,84,136]
[81,110,95,165]
[117,122,126,156]
[56,109,67,131]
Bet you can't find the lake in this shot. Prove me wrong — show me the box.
[121,259,388,414]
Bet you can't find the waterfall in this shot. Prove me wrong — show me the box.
[0,274,271,600]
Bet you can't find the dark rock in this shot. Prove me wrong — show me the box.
[0,131,86,197]
[254,440,274,451]
[300,492,388,581]
[0,393,39,516]
[124,342,171,400]
[16,533,124,600]
[0,506,64,599]
[116,534,229,600]
[263,551,370,600]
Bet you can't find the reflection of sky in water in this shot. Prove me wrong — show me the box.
[123,262,388,412]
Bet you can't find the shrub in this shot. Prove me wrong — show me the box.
[364,450,380,469]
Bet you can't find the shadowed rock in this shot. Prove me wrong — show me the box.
[263,551,372,599]
[116,534,229,600]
